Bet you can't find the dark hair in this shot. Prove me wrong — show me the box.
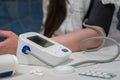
[43,0,68,37]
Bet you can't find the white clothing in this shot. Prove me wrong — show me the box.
[42,0,91,36]
[42,0,120,40]
[102,0,120,6]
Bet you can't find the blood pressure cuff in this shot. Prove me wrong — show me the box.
[83,0,115,36]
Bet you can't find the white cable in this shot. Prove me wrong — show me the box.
[70,36,120,67]
[81,20,106,52]
[24,37,120,67]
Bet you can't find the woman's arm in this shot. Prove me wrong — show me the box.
[51,28,102,52]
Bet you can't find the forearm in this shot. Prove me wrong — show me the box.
[51,28,102,52]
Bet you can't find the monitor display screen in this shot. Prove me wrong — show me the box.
[27,35,54,47]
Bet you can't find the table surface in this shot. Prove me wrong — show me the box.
[1,45,120,80]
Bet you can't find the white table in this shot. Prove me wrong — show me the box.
[2,45,120,80]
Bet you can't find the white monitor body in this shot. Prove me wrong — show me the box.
[16,32,72,66]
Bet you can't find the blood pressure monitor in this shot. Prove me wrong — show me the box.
[16,32,72,66]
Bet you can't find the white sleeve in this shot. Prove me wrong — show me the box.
[101,0,120,6]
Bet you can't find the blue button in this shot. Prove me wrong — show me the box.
[22,45,31,54]
[61,49,69,53]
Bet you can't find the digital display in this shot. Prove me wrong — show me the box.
[27,35,54,47]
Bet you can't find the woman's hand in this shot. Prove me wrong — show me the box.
[0,30,18,55]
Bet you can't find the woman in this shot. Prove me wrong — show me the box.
[41,0,115,52]
[0,0,115,54]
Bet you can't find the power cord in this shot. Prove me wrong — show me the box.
[70,36,120,67]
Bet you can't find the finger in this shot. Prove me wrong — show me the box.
[0,30,15,37]
[0,38,8,45]
[0,39,9,54]
[0,30,10,37]
[0,38,17,55]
